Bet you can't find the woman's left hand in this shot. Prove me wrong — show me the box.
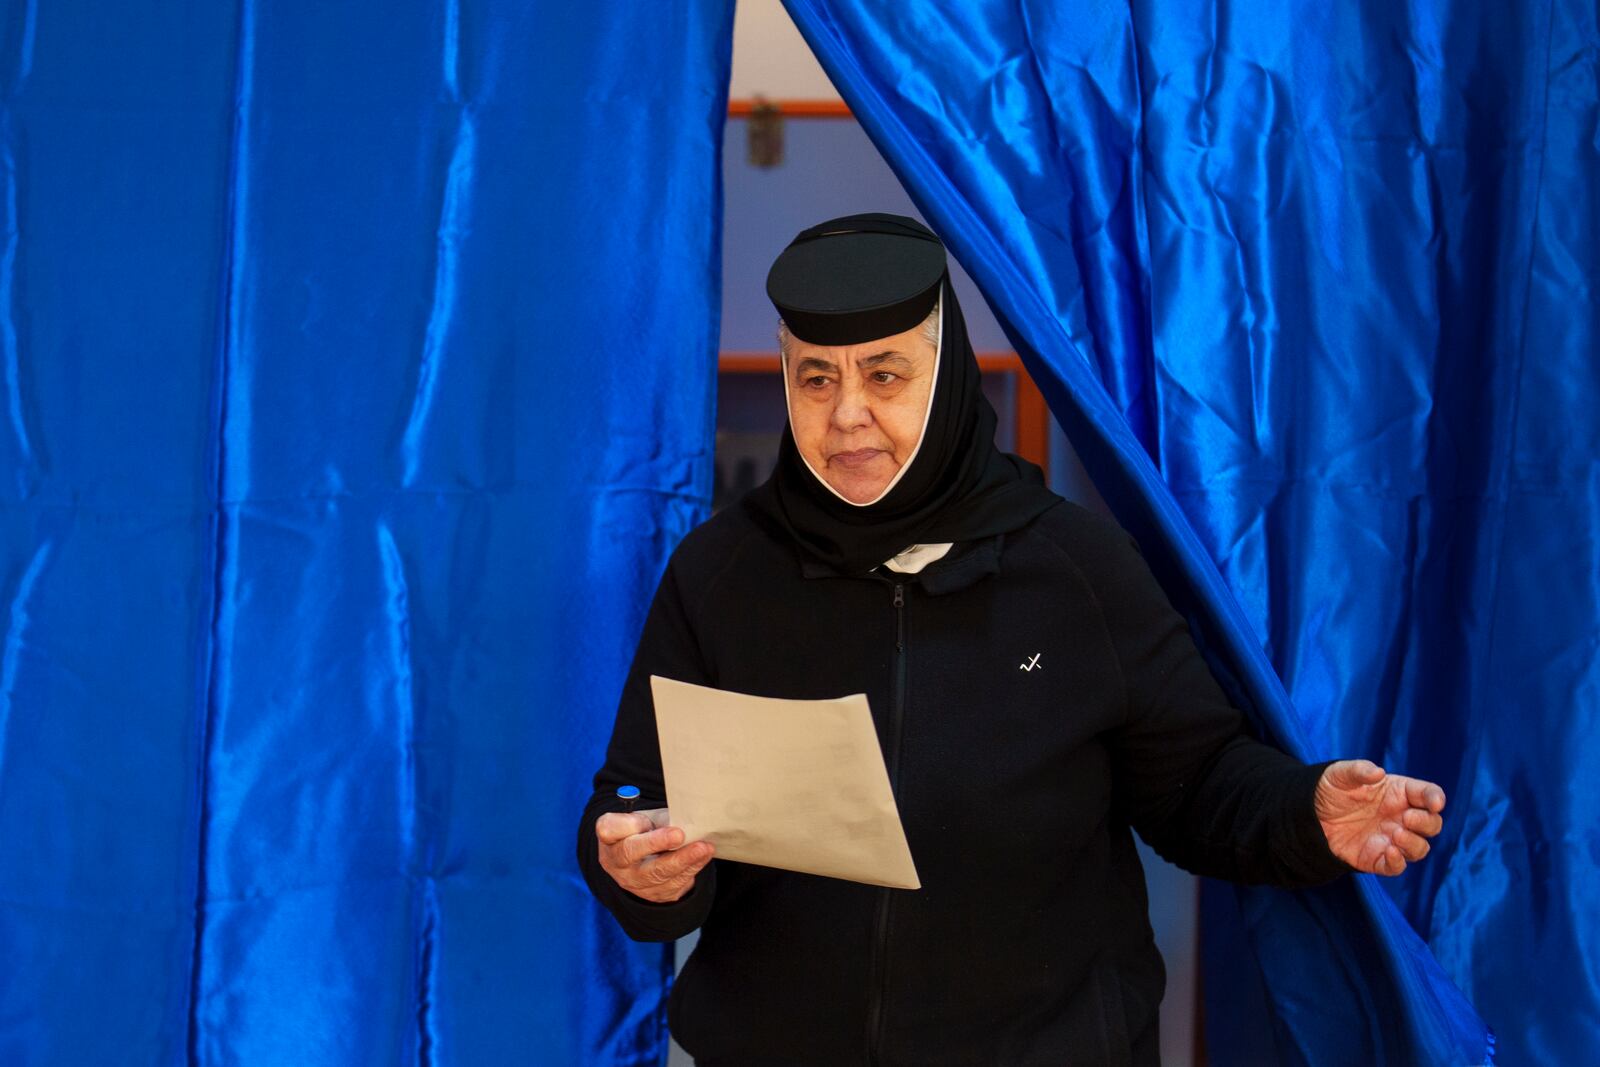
[1314,759,1446,876]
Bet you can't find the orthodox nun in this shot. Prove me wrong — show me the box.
[579,213,1446,1065]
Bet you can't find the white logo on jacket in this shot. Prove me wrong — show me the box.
[1020,654,1042,672]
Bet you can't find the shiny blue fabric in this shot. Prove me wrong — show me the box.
[785,1,1598,1063]
[0,2,731,1064]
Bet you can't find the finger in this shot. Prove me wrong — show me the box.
[1390,827,1432,862]
[595,811,655,845]
[638,807,674,830]
[643,840,715,884]
[633,860,704,901]
[1377,844,1407,876]
[649,868,706,903]
[1402,777,1447,813]
[602,834,684,886]
[1401,807,1444,837]
[1329,759,1384,790]
[618,825,687,866]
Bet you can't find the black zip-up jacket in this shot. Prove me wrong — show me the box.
[578,497,1348,1066]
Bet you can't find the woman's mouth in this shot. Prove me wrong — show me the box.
[828,448,884,469]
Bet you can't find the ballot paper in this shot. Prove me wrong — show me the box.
[650,675,920,890]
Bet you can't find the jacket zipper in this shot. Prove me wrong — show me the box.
[866,581,907,1064]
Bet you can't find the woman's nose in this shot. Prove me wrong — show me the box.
[830,378,873,432]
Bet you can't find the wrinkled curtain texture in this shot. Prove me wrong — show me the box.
[0,2,731,1065]
[785,0,1596,1064]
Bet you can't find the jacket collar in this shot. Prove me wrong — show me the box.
[799,534,1003,596]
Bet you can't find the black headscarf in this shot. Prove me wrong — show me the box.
[747,214,1060,575]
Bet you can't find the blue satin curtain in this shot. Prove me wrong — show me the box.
[785,1,1598,1063]
[0,2,731,1064]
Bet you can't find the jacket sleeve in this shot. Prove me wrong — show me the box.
[1082,525,1351,888]
[576,554,718,941]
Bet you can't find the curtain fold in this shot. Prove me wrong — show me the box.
[0,2,733,1064]
[781,0,1594,1062]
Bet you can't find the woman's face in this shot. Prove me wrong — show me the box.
[784,322,937,505]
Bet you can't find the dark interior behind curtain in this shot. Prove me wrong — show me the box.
[781,0,1595,1063]
[0,2,732,1063]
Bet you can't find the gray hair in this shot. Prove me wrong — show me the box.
[777,294,941,362]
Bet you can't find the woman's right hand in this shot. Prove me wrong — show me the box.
[595,807,716,903]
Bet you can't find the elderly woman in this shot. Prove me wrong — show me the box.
[577,213,1445,1066]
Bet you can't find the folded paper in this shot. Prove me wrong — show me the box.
[651,675,920,890]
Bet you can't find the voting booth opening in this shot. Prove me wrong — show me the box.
[4,2,1594,1066]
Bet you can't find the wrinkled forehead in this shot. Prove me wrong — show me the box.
[767,216,947,346]
[782,328,938,377]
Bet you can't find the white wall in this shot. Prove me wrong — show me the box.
[728,0,840,100]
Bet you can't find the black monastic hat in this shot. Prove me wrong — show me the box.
[765,212,948,346]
